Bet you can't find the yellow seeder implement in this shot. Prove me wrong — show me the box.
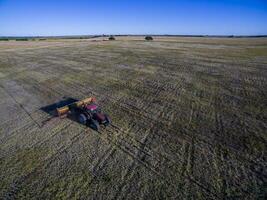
[57,97,96,117]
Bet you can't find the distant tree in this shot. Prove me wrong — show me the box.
[16,38,28,41]
[0,38,9,41]
[145,36,153,41]
[109,36,115,40]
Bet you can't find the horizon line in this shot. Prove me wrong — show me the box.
[1,34,267,38]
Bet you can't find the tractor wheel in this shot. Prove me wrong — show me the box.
[105,115,111,126]
[91,119,100,131]
[78,114,87,125]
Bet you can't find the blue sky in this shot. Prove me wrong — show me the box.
[0,0,266,36]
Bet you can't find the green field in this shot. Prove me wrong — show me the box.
[0,37,266,199]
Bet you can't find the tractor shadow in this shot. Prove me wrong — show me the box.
[40,97,94,129]
[40,97,78,117]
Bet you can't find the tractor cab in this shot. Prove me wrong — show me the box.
[86,104,100,113]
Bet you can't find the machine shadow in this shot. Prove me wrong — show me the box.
[40,97,88,127]
[40,97,78,117]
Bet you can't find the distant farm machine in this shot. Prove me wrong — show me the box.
[57,97,111,131]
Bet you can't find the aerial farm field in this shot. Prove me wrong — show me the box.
[0,36,266,199]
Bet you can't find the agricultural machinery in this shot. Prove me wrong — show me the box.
[57,97,111,131]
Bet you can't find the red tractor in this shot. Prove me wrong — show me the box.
[57,97,111,131]
[76,103,111,130]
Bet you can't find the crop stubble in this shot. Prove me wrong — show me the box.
[0,37,266,199]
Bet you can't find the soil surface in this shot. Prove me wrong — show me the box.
[0,36,266,199]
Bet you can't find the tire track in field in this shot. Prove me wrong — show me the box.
[81,81,265,191]
[118,97,262,198]
[5,69,260,197]
[0,111,66,153]
[108,93,266,180]
[108,83,265,180]
[111,127,155,200]
[0,84,42,128]
[99,128,161,175]
[29,121,73,148]
[184,102,199,199]
[90,146,116,177]
[0,108,37,128]
[213,102,258,197]
[25,131,116,197]
[100,125,218,199]
[101,95,259,199]
[140,101,266,193]
[214,110,228,199]
[0,114,49,147]
[0,115,35,141]
[4,126,88,200]
[112,159,137,200]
